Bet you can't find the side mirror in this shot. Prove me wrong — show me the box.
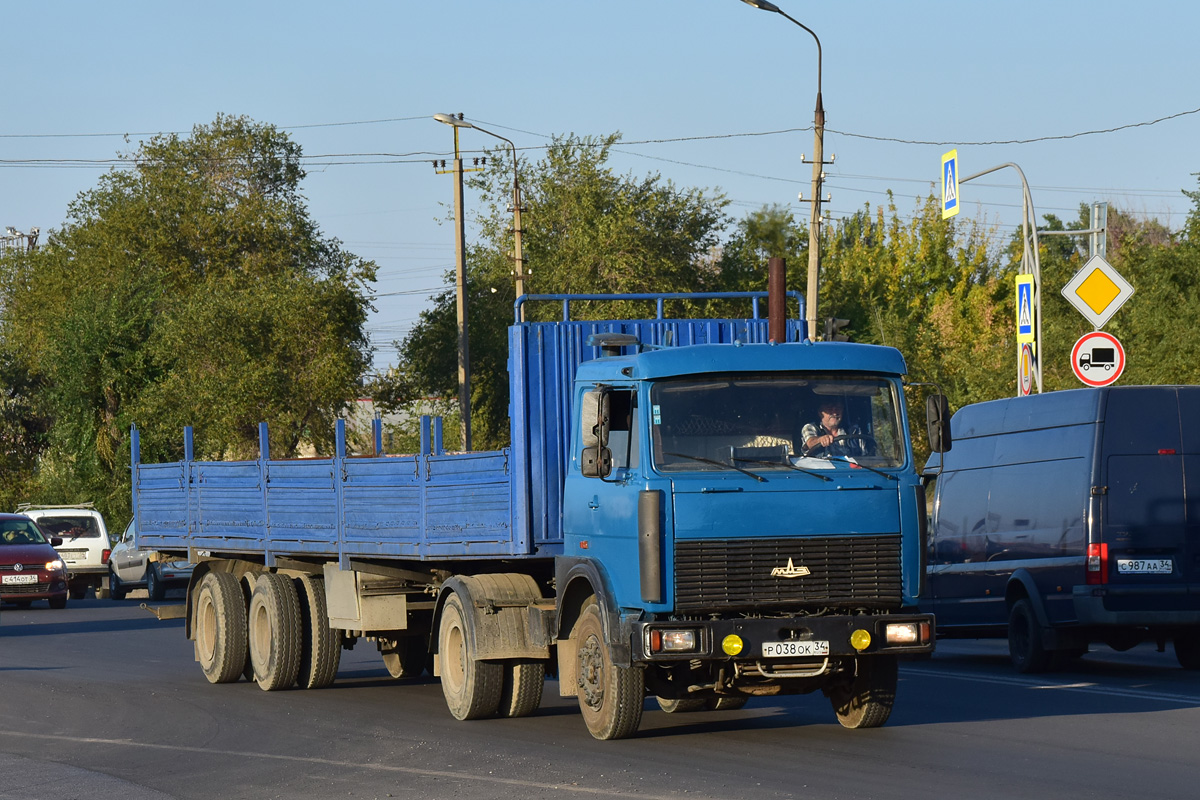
[50,536,64,547]
[581,446,613,479]
[926,394,952,453]
[580,390,611,447]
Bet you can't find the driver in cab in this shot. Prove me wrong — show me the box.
[801,400,866,457]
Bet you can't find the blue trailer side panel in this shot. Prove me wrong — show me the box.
[135,309,803,563]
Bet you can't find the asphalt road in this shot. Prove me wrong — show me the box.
[3,594,1199,800]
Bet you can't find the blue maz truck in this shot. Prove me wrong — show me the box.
[924,386,1200,673]
[131,292,947,740]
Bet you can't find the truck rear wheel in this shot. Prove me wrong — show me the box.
[294,574,340,689]
[194,571,248,684]
[438,592,503,720]
[573,600,644,740]
[1008,598,1052,673]
[248,573,302,691]
[828,655,897,729]
[499,660,545,718]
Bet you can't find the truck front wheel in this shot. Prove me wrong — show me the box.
[194,571,248,684]
[438,592,503,720]
[828,655,897,729]
[573,600,644,740]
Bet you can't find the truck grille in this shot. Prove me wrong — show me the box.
[674,535,903,612]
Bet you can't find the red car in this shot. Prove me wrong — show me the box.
[0,513,69,609]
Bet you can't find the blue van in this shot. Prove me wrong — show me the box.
[923,386,1200,672]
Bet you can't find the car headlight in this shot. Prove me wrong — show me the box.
[45,559,65,572]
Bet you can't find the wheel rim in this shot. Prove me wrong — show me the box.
[251,600,270,668]
[578,633,605,710]
[443,621,466,695]
[197,594,216,664]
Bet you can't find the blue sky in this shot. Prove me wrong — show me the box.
[4,1,1197,371]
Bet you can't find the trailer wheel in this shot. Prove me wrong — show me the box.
[1174,634,1200,670]
[828,655,897,729]
[193,571,248,684]
[499,660,545,718]
[294,574,340,689]
[1008,598,1052,673]
[438,592,503,720]
[380,636,427,679]
[656,696,706,713]
[248,573,302,691]
[573,600,644,740]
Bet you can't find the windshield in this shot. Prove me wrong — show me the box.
[650,374,905,473]
[0,519,49,545]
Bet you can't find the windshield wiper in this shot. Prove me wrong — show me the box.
[732,457,832,482]
[825,456,899,481]
[664,452,766,482]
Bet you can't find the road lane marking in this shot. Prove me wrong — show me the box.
[0,729,707,800]
[903,667,1200,705]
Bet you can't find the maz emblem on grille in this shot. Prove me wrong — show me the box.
[770,558,811,578]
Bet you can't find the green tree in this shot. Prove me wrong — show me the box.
[379,133,731,450]
[0,114,376,521]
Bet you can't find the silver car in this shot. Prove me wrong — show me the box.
[108,520,193,601]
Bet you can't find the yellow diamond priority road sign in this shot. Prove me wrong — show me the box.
[1061,255,1134,329]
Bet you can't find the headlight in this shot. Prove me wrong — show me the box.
[648,628,700,654]
[45,559,65,572]
[885,621,930,645]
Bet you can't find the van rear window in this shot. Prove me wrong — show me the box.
[33,516,103,539]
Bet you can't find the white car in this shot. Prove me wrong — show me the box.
[17,504,111,599]
[108,520,193,601]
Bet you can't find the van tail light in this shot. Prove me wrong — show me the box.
[1086,543,1108,585]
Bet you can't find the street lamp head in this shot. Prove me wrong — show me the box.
[433,113,473,129]
[741,0,781,12]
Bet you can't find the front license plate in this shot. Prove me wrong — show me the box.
[1117,558,1173,575]
[762,640,829,658]
[2,574,38,585]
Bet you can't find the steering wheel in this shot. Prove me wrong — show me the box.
[803,433,877,457]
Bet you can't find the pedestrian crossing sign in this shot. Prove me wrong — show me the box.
[1016,274,1035,345]
[941,149,959,219]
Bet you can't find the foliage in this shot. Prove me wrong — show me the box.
[0,114,375,523]
[379,133,732,449]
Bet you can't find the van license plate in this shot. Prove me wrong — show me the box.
[762,640,829,658]
[2,574,38,585]
[1116,558,1172,574]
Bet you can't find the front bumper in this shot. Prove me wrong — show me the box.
[631,612,934,662]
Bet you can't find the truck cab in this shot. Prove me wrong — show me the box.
[557,334,938,736]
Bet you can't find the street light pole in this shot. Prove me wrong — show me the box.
[433,114,526,319]
[741,0,825,342]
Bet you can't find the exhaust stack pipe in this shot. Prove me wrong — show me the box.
[768,256,787,343]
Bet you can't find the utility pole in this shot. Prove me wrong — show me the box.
[740,0,828,341]
[433,120,485,452]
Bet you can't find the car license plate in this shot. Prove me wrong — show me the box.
[1117,558,1173,575]
[762,640,829,658]
[2,574,38,585]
